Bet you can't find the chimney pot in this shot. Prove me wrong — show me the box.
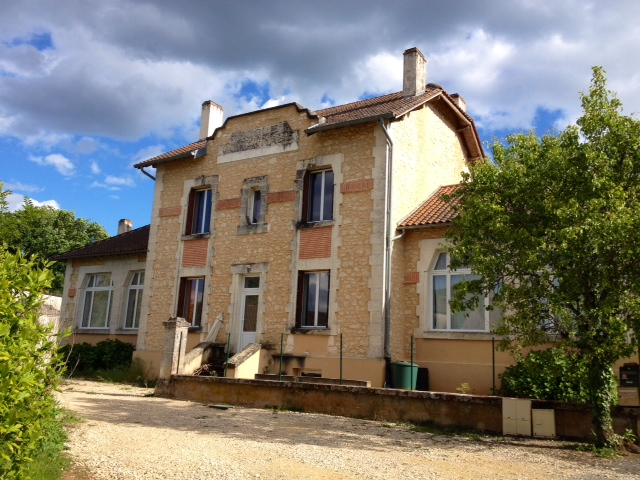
[403,47,427,97]
[199,101,224,140]
[118,219,133,235]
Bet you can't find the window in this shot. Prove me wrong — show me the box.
[430,252,498,331]
[186,188,212,235]
[124,272,144,329]
[81,274,113,328]
[178,277,205,326]
[306,170,334,222]
[297,271,330,328]
[249,189,261,224]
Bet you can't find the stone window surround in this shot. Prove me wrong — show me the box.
[228,262,269,350]
[237,175,269,235]
[73,261,143,335]
[181,175,218,241]
[416,238,498,341]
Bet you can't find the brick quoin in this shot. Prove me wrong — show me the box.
[159,206,182,217]
[181,239,209,267]
[340,179,374,194]
[404,272,420,284]
[299,227,332,259]
[267,191,296,203]
[217,198,242,210]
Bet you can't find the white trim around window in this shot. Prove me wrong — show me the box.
[124,271,144,329]
[428,252,499,332]
[81,273,113,329]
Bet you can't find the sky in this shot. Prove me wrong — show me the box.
[2,0,640,236]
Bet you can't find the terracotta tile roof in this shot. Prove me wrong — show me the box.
[399,184,462,228]
[310,88,441,131]
[133,140,207,169]
[51,225,150,261]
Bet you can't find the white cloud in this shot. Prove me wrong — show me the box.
[6,192,60,212]
[105,175,134,187]
[29,153,75,176]
[90,161,101,174]
[3,181,43,193]
[132,144,165,164]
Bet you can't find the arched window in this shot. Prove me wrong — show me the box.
[430,252,498,332]
[81,274,113,328]
[124,272,144,329]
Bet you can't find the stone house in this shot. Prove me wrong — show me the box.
[125,47,521,393]
[52,221,149,348]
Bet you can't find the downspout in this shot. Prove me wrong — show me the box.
[139,167,156,181]
[380,119,394,371]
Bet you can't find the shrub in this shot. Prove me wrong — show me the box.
[61,338,135,372]
[0,247,65,479]
[499,346,617,403]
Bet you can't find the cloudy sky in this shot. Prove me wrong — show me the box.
[2,0,640,235]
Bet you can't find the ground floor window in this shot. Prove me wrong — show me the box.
[124,271,144,329]
[178,277,205,326]
[430,252,499,331]
[297,271,329,328]
[81,274,113,328]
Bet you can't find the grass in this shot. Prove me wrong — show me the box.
[24,408,80,480]
[69,358,156,388]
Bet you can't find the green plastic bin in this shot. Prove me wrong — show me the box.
[391,361,418,390]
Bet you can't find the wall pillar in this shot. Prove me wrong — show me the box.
[155,318,189,394]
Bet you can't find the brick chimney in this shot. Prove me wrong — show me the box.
[403,47,427,97]
[199,100,224,140]
[118,219,133,235]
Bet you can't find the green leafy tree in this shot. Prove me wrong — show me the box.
[0,247,65,478]
[0,182,109,293]
[445,68,640,447]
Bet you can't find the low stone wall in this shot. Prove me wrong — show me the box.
[157,376,640,440]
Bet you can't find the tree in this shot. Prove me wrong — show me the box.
[445,68,640,447]
[0,247,65,478]
[0,182,109,293]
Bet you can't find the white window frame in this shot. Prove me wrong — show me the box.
[190,188,212,235]
[301,271,330,328]
[428,252,496,332]
[81,273,113,329]
[249,188,262,225]
[124,271,144,329]
[180,277,205,327]
[308,170,334,222]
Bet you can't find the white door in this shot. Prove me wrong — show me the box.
[238,276,260,351]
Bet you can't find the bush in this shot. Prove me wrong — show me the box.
[61,338,135,372]
[499,346,617,403]
[0,247,65,479]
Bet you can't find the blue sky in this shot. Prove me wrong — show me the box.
[2,0,640,236]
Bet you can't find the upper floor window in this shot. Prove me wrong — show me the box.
[249,189,262,224]
[430,252,499,332]
[296,271,330,328]
[308,170,334,222]
[124,272,144,329]
[81,274,113,328]
[178,277,205,326]
[186,188,212,235]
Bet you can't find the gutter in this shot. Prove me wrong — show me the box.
[140,167,156,181]
[380,119,394,365]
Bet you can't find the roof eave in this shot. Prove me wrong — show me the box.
[305,112,395,135]
[398,222,453,230]
[133,147,206,170]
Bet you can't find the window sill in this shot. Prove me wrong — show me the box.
[115,329,138,335]
[297,220,334,229]
[181,233,211,241]
[74,327,110,334]
[237,223,269,235]
[422,331,497,341]
[290,327,330,334]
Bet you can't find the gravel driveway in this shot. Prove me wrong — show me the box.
[57,379,640,480]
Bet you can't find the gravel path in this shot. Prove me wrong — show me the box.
[57,379,640,480]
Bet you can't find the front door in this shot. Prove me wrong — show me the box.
[238,276,260,351]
